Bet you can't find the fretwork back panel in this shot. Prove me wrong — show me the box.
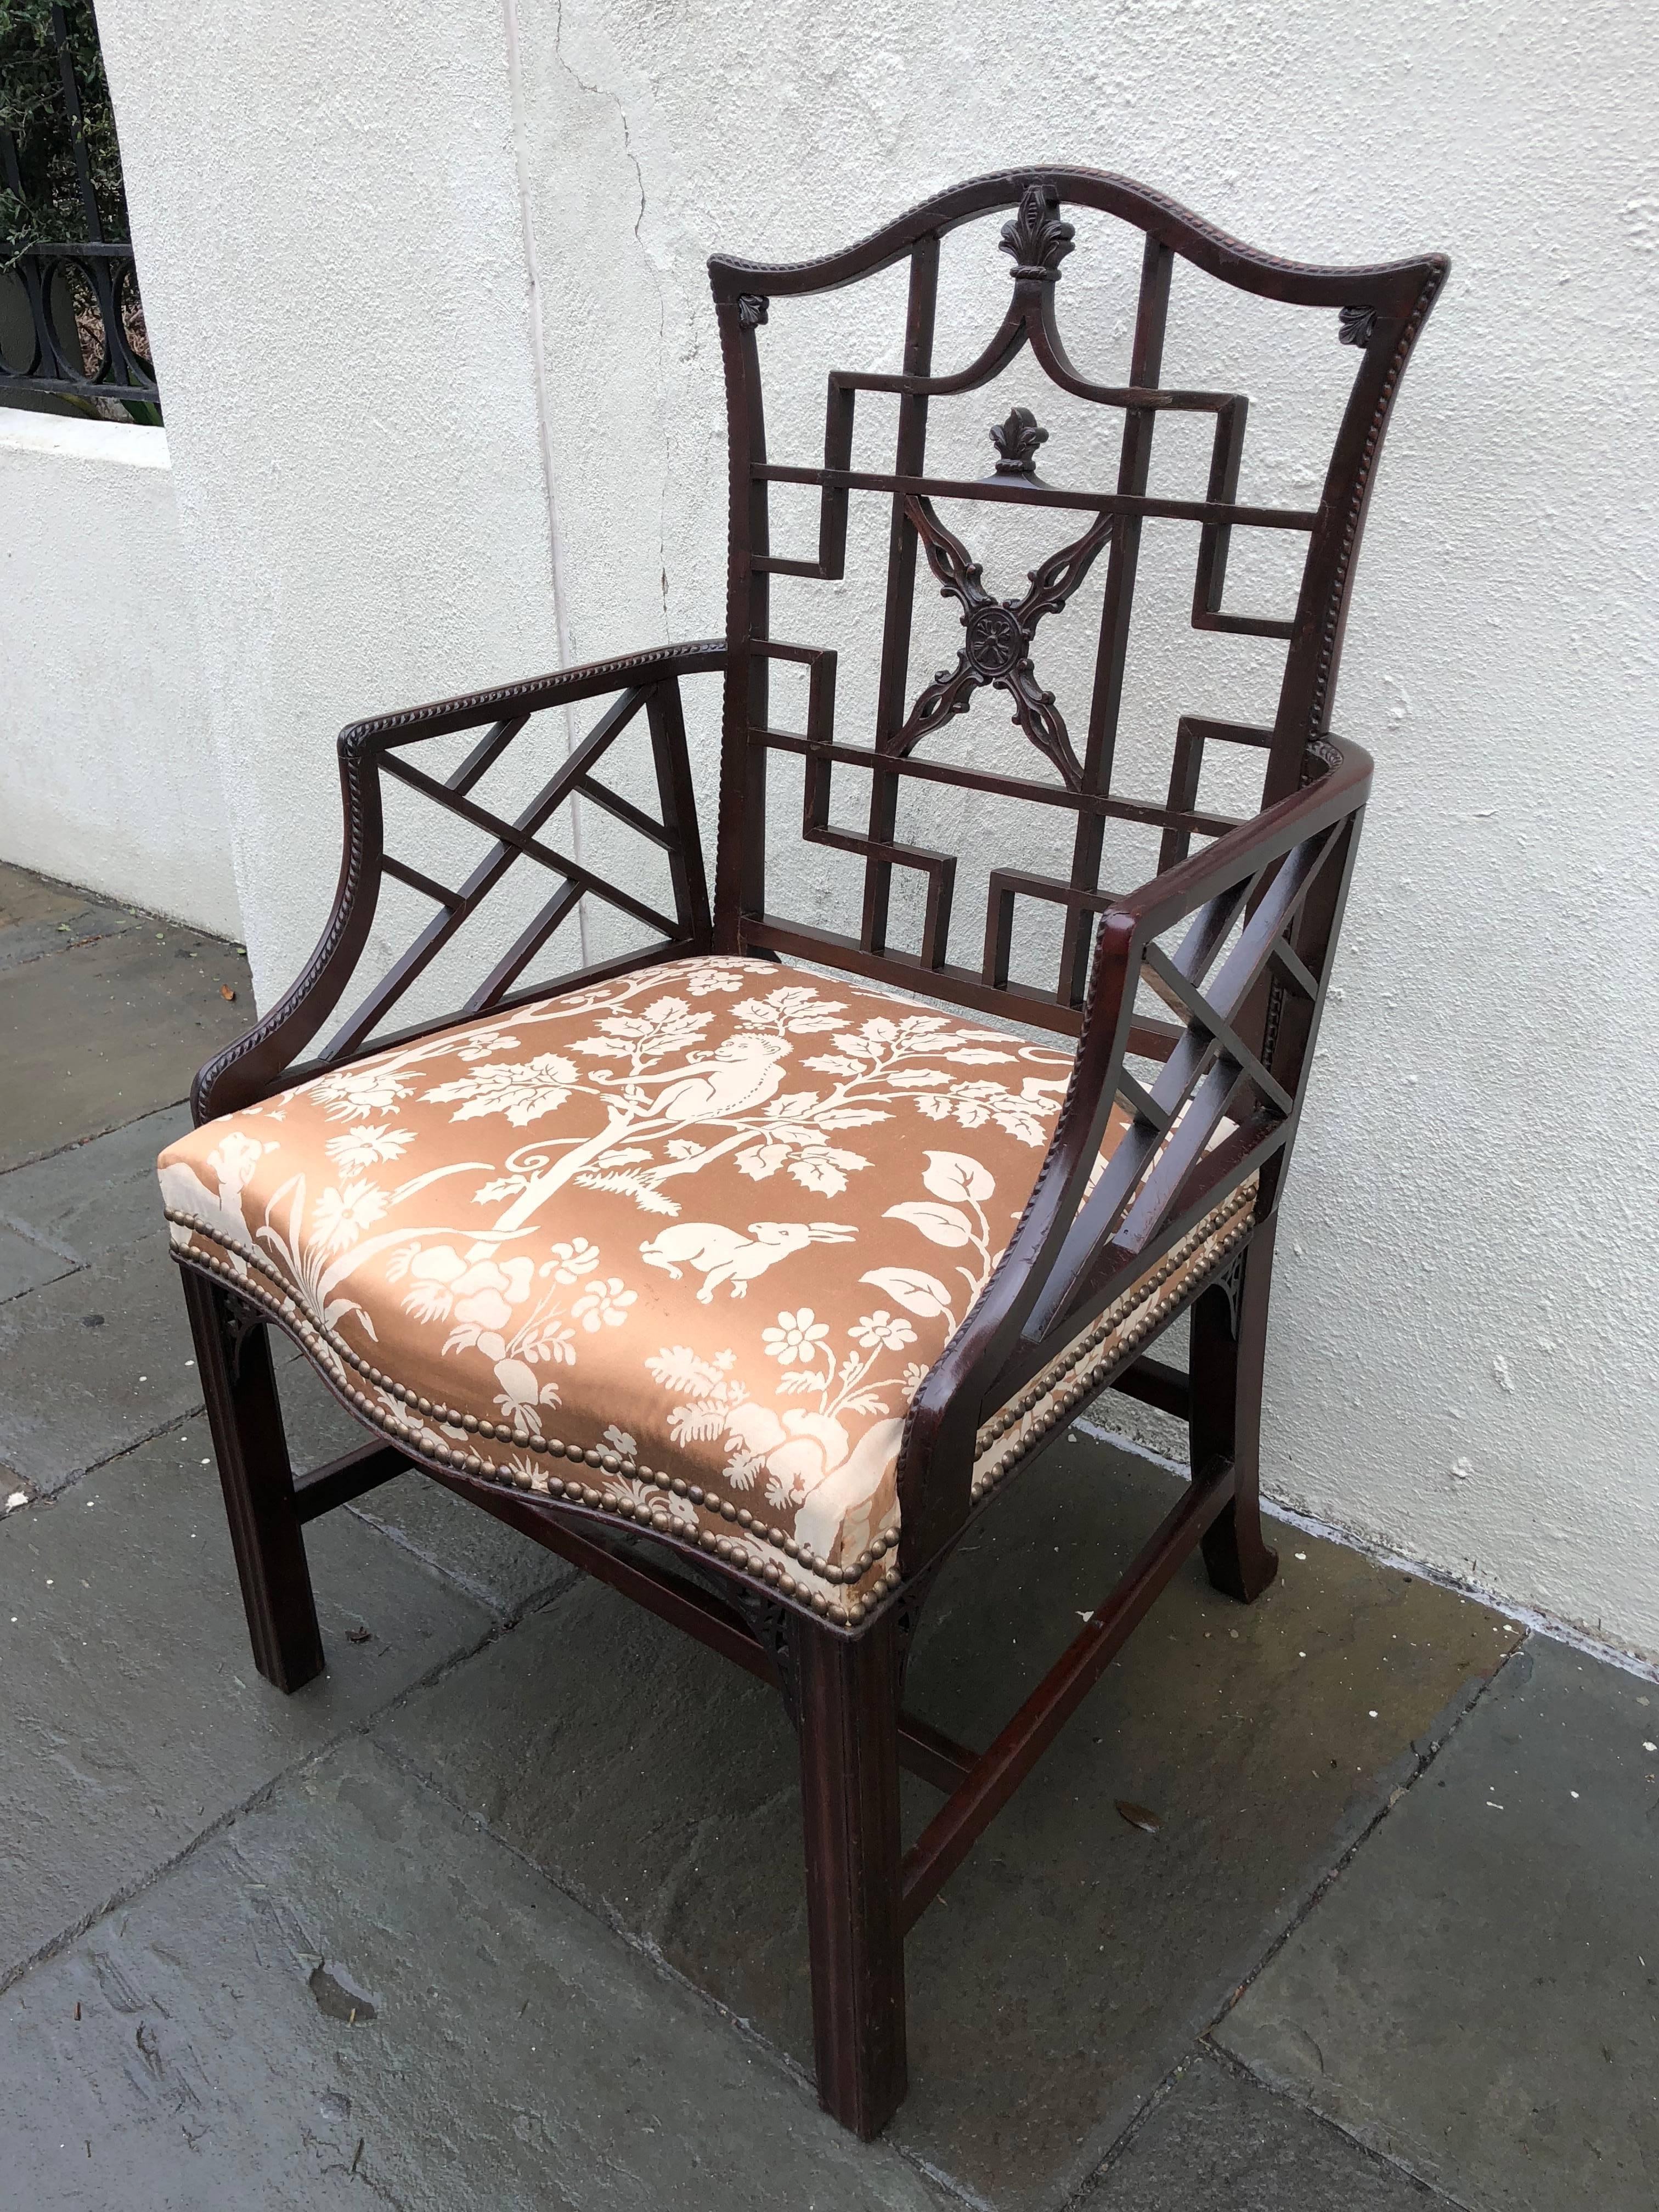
[709,168,1444,1036]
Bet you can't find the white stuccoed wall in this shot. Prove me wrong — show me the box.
[86,0,1658,1659]
[511,0,1659,1658]
[94,0,569,1006]
[0,415,236,933]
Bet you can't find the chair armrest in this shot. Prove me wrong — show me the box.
[192,639,726,1122]
[896,735,1374,1570]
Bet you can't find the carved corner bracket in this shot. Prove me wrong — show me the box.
[1338,304,1377,347]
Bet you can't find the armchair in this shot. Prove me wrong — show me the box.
[159,169,1444,2138]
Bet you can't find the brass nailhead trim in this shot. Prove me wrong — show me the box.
[967,1195,1258,1510]
[167,1172,1255,1622]
[975,1180,1257,1451]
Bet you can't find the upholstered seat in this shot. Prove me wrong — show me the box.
[159,953,1254,1618]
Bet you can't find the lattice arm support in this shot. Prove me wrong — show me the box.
[895,737,1373,1570]
[191,641,726,1123]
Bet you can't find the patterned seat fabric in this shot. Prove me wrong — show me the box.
[158,956,1254,1622]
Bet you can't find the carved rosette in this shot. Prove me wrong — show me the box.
[998,183,1076,282]
[965,602,1025,674]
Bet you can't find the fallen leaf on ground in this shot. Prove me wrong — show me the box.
[221,985,236,1001]
[346,1625,372,1644]
[1115,1799,1161,1835]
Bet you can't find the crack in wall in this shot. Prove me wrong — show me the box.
[501,0,590,962]
[548,0,673,646]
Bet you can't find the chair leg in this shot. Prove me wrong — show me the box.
[791,1610,907,2138]
[1192,1213,1280,1605]
[180,1268,325,1692]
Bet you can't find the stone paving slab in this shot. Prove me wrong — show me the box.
[0,861,144,973]
[0,1102,190,1261]
[0,1104,207,1494]
[1215,1638,1659,2211]
[374,1432,1520,2210]
[0,1734,947,2212]
[1085,2049,1436,2207]
[0,1222,77,1302]
[0,862,106,929]
[277,1357,577,1621]
[0,1232,205,1491]
[0,1423,493,1987]
[0,924,249,1169]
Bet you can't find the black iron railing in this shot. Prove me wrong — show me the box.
[0,1,158,421]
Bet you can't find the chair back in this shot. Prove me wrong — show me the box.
[709,168,1445,1032]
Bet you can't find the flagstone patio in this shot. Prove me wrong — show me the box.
[2,858,1652,2210]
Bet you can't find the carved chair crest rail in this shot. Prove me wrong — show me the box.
[159,166,1445,2138]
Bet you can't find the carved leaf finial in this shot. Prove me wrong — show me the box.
[737,294,770,329]
[988,404,1050,479]
[998,184,1075,281]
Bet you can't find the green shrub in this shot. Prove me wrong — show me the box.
[0,1,129,262]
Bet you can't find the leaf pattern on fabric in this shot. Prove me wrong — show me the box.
[159,956,1120,1592]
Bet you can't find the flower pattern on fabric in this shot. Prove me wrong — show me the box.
[158,956,1137,1601]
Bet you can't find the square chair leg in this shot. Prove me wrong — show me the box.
[1192,1214,1280,1605]
[181,1268,325,1692]
[791,1610,907,2138]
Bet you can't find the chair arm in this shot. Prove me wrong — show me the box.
[192,640,726,1123]
[895,735,1374,1571]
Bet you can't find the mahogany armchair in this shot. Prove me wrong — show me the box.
[157,170,1444,2137]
